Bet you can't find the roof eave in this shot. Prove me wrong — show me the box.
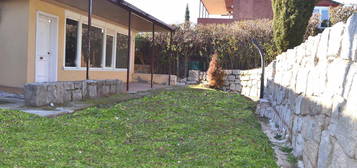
[108,0,175,32]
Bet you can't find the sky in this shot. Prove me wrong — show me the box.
[125,0,200,24]
[125,0,353,24]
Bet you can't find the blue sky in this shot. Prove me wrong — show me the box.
[125,0,352,24]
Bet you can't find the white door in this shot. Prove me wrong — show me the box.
[36,12,57,82]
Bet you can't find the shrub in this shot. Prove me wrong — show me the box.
[136,19,274,78]
[304,13,321,40]
[207,53,225,89]
[330,5,357,25]
[272,0,317,53]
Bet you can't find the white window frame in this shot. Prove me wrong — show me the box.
[63,10,129,71]
[104,30,116,69]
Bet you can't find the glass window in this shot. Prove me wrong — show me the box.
[116,33,129,69]
[65,19,78,67]
[320,9,329,27]
[81,24,104,68]
[106,35,114,67]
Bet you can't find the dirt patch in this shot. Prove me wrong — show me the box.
[259,117,301,168]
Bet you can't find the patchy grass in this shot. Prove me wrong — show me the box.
[0,86,277,167]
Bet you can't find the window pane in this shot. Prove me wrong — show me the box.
[106,35,113,67]
[116,33,128,69]
[81,24,103,68]
[65,19,78,67]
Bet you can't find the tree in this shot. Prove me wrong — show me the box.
[185,4,190,23]
[272,0,317,53]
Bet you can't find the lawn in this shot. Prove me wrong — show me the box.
[0,86,277,168]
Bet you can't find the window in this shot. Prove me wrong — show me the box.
[81,24,104,68]
[116,33,129,69]
[105,35,114,67]
[313,7,330,28]
[65,19,78,67]
[64,10,130,70]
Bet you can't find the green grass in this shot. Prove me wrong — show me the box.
[0,86,277,167]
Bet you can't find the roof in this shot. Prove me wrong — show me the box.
[109,0,175,31]
[201,0,230,15]
[47,0,174,32]
[202,0,343,15]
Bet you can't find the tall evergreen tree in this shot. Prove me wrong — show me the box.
[185,4,190,23]
[272,0,317,53]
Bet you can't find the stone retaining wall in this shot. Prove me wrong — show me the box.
[188,69,262,100]
[188,14,357,167]
[132,73,177,85]
[24,80,124,107]
[222,69,261,100]
[257,14,357,168]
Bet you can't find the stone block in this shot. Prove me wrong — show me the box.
[63,90,72,102]
[317,130,333,168]
[329,141,357,168]
[73,81,82,89]
[232,70,240,74]
[325,59,350,97]
[188,70,200,82]
[293,133,304,158]
[64,82,74,90]
[103,85,110,96]
[87,81,98,99]
[343,63,357,99]
[72,89,83,101]
[341,14,357,61]
[316,28,331,62]
[327,22,345,58]
[303,139,319,168]
[227,75,235,81]
[82,81,88,98]
[295,68,309,94]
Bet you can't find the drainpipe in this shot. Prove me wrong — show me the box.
[151,23,155,88]
[86,0,93,80]
[126,11,131,91]
[252,40,265,99]
[168,31,173,86]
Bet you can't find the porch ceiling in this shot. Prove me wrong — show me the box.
[46,0,173,32]
[201,0,230,15]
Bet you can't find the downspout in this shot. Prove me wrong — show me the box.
[126,11,132,91]
[86,0,93,80]
[151,23,155,88]
[168,31,173,86]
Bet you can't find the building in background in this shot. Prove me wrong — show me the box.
[197,0,341,25]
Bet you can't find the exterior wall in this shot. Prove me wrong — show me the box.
[198,0,339,24]
[26,0,136,86]
[197,18,234,24]
[233,0,273,20]
[0,0,30,88]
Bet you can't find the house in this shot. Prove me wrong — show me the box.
[0,0,174,91]
[198,0,341,25]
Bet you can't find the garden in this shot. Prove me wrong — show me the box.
[0,86,278,167]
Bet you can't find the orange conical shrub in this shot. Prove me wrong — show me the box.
[207,53,225,89]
